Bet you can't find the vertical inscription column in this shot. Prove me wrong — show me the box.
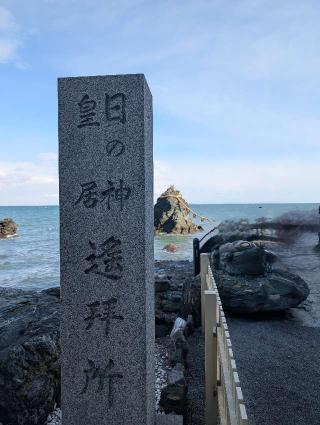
[59,74,154,425]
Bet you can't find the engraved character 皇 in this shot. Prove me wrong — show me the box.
[81,359,123,407]
[78,94,100,128]
[101,179,131,211]
[105,93,126,124]
[75,181,99,208]
[85,236,123,280]
[84,298,124,336]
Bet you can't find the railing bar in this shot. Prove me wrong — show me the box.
[239,404,249,424]
[202,261,248,425]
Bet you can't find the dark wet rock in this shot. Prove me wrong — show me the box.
[180,276,201,328]
[0,287,60,425]
[215,240,270,276]
[213,268,310,313]
[156,324,169,338]
[161,293,182,313]
[205,225,311,313]
[0,218,17,239]
[155,279,170,293]
[154,186,202,235]
[160,363,187,415]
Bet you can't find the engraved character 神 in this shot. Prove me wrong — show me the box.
[84,298,124,336]
[81,359,123,407]
[85,236,123,280]
[105,93,126,124]
[78,94,100,128]
[101,179,131,211]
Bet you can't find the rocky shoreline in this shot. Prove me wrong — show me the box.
[0,261,202,425]
[1,231,319,425]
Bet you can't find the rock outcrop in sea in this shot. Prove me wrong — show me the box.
[0,218,17,238]
[154,186,203,234]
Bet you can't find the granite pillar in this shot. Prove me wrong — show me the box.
[59,74,154,425]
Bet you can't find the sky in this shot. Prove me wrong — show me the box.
[0,0,320,205]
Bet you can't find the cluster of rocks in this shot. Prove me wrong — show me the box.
[154,186,203,235]
[205,219,310,313]
[159,317,193,416]
[155,261,201,337]
[155,261,201,418]
[0,261,200,425]
[0,218,17,239]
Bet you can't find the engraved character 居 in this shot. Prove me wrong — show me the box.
[106,93,126,124]
[81,359,123,408]
[78,94,100,128]
[85,236,123,280]
[85,298,124,336]
[75,181,99,208]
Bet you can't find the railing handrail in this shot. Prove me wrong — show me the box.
[200,253,248,425]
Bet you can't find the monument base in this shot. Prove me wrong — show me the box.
[156,414,183,424]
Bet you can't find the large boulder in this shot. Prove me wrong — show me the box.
[213,268,310,313]
[154,186,203,234]
[216,240,269,276]
[0,287,60,425]
[0,218,17,239]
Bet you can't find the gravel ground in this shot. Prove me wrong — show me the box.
[185,329,205,425]
[227,315,320,425]
[46,407,61,425]
[226,233,320,425]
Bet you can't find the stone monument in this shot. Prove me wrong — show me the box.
[59,74,154,425]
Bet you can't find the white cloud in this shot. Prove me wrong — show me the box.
[0,6,17,30]
[38,152,58,161]
[0,6,22,64]
[155,158,320,203]
[0,154,58,205]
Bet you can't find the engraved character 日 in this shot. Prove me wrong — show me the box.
[105,93,126,124]
[85,236,123,280]
[84,298,124,336]
[78,94,100,128]
[81,359,123,407]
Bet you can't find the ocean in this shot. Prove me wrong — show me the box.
[0,204,318,291]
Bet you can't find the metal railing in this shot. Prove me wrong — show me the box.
[200,253,249,425]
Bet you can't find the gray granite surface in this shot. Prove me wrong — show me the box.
[59,74,154,425]
[156,414,183,424]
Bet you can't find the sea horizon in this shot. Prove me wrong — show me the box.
[0,202,318,207]
[0,203,318,291]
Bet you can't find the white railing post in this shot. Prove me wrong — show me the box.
[205,289,218,425]
[200,253,210,334]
